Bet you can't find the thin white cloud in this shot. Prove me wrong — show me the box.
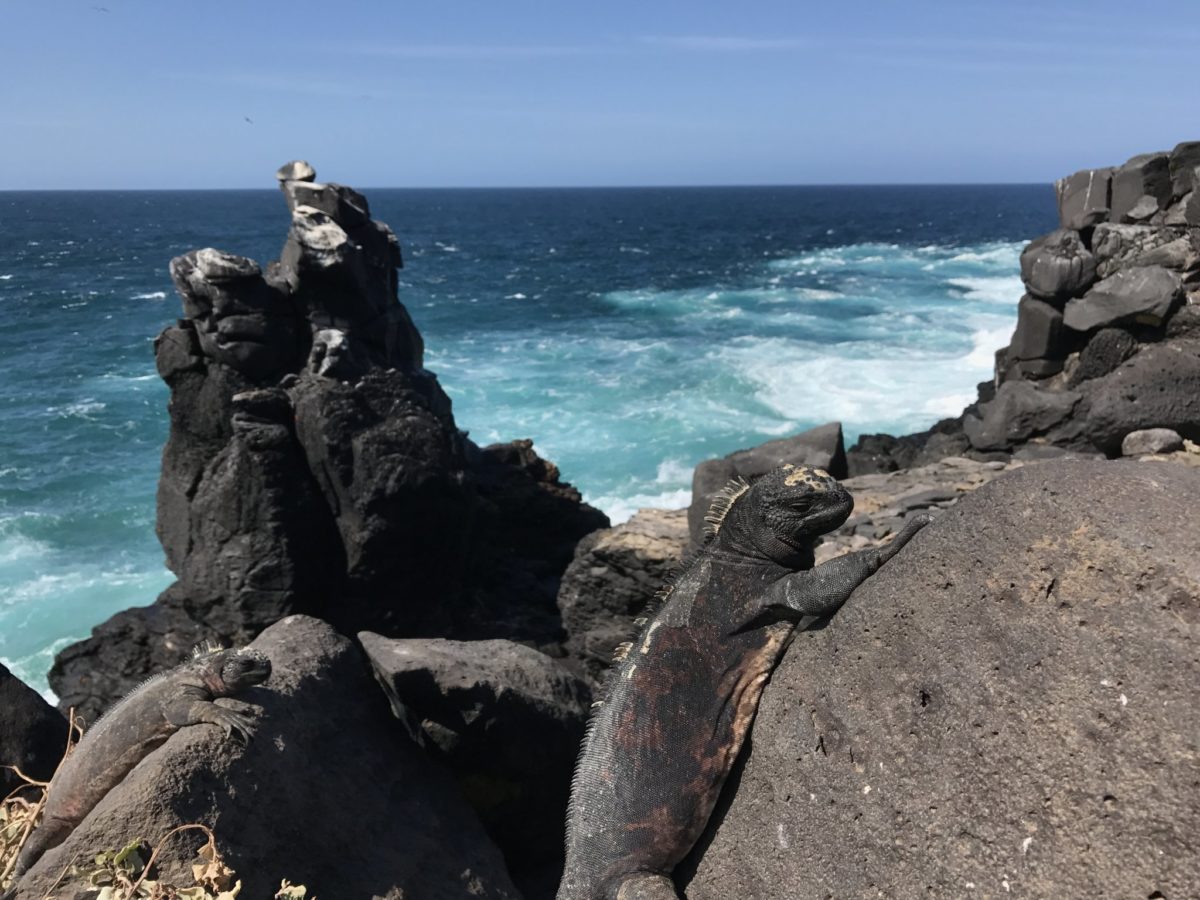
[172,70,396,100]
[341,43,600,60]
[637,35,809,51]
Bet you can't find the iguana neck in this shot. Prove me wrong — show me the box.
[712,503,815,571]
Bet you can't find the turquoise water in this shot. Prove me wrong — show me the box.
[0,185,1055,693]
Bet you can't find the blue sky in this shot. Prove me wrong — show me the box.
[2,0,1197,188]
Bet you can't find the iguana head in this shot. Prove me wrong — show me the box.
[194,646,272,695]
[710,464,853,566]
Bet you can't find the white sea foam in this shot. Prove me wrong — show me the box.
[964,324,1014,368]
[0,534,51,565]
[716,324,1007,436]
[947,275,1023,304]
[0,274,13,280]
[505,293,527,300]
[655,458,692,484]
[587,488,692,525]
[132,291,167,300]
[51,400,106,418]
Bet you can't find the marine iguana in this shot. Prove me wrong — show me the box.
[3,644,270,892]
[557,464,929,900]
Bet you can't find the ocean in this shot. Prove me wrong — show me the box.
[0,184,1056,694]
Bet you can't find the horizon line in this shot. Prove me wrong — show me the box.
[0,180,1051,193]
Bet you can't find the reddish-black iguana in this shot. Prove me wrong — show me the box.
[3,644,270,892]
[557,464,929,900]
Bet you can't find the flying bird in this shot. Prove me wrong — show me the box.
[244,116,254,125]
[92,5,109,11]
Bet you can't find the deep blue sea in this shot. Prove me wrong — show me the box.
[0,185,1055,694]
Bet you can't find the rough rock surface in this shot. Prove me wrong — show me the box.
[1067,326,1139,385]
[1018,228,1096,301]
[1083,339,1200,451]
[0,665,67,798]
[962,381,1082,452]
[1008,295,1063,364]
[688,422,846,544]
[16,616,519,900]
[50,163,606,723]
[556,508,690,681]
[683,460,1200,899]
[1169,140,1200,196]
[1091,224,1197,280]
[1062,265,1182,332]
[358,634,590,884]
[1054,167,1110,230]
[1110,151,1173,222]
[845,416,975,476]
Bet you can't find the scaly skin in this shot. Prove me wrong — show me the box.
[558,465,929,900]
[3,646,270,893]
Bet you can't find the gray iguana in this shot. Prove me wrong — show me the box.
[3,644,270,891]
[557,464,929,900]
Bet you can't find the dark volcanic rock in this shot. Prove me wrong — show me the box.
[684,461,1200,900]
[1018,228,1096,301]
[1068,327,1139,385]
[51,163,607,720]
[17,616,520,900]
[688,422,846,544]
[1083,339,1200,451]
[0,664,68,798]
[1008,294,1064,361]
[463,440,610,647]
[359,633,590,882]
[962,380,1081,452]
[1110,152,1173,222]
[556,508,689,681]
[846,418,974,476]
[1054,167,1111,230]
[1169,140,1200,197]
[1063,265,1182,332]
[286,368,474,637]
[1166,302,1200,339]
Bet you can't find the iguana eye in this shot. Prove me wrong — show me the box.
[789,497,813,511]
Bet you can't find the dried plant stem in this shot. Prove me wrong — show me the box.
[124,824,216,899]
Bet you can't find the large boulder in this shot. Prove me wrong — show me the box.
[51,164,606,718]
[1063,265,1183,333]
[1110,152,1173,222]
[1083,339,1200,451]
[1067,327,1139,385]
[462,439,610,648]
[1054,167,1111,230]
[16,616,520,900]
[556,508,689,681]
[684,460,1200,899]
[359,634,591,883]
[1018,229,1097,301]
[1169,140,1200,197]
[1007,294,1064,365]
[688,422,846,544]
[0,665,68,798]
[962,380,1081,452]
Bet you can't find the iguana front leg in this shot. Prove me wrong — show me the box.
[757,514,931,619]
[164,698,260,741]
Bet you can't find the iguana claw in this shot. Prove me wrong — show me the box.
[210,705,258,741]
